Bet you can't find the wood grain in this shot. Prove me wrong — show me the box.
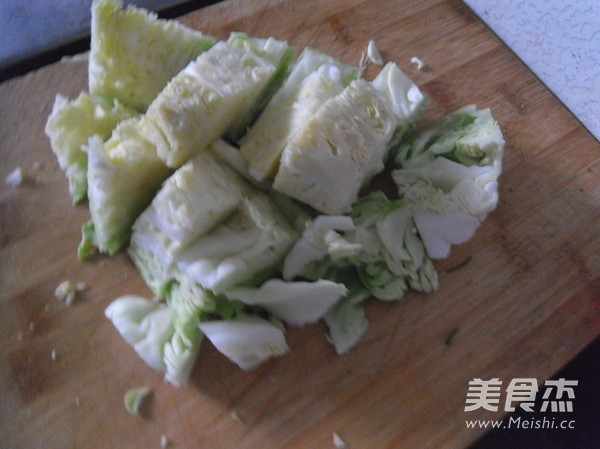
[1,0,599,448]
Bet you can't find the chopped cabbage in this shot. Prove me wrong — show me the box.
[89,0,216,111]
[393,105,504,258]
[128,153,297,295]
[324,278,371,355]
[44,92,136,203]
[175,190,297,293]
[225,279,348,326]
[240,47,359,184]
[104,295,173,372]
[273,79,398,214]
[86,117,173,255]
[105,291,207,387]
[348,192,438,299]
[124,386,151,415]
[135,151,249,261]
[225,33,296,142]
[283,191,438,301]
[371,62,428,148]
[282,215,361,281]
[198,315,289,370]
[46,4,507,376]
[143,37,292,168]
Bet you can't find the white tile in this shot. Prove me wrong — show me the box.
[464,0,600,140]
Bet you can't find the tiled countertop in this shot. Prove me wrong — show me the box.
[464,0,599,141]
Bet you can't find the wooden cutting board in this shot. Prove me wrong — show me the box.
[1,0,599,448]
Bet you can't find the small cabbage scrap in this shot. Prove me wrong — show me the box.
[5,167,24,187]
[199,315,289,370]
[393,105,505,258]
[124,386,151,415]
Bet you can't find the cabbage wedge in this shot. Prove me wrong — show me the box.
[45,92,136,204]
[89,0,216,111]
[86,116,173,255]
[272,79,398,214]
[143,35,294,168]
[273,63,426,215]
[128,152,298,295]
[239,47,359,184]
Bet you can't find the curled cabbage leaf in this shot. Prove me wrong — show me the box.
[393,105,505,258]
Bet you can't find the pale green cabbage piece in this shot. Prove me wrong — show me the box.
[270,61,426,215]
[104,295,173,371]
[143,36,293,168]
[44,92,136,203]
[225,279,348,326]
[124,386,151,415]
[240,47,359,184]
[392,105,505,258]
[273,79,398,215]
[135,151,250,260]
[175,190,298,293]
[348,192,438,299]
[282,215,361,281]
[283,191,438,302]
[323,277,371,355]
[105,291,208,387]
[86,117,173,255]
[89,0,216,111]
[224,33,296,142]
[198,315,289,370]
[128,153,298,295]
[371,62,428,147]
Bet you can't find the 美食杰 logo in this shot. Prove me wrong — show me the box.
[463,378,578,430]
